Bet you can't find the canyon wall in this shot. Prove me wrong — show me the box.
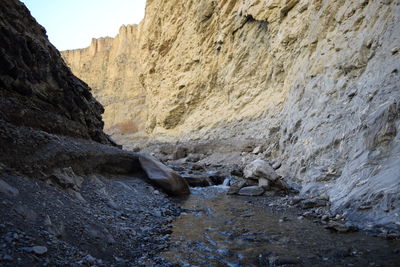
[62,0,400,230]
[62,25,147,137]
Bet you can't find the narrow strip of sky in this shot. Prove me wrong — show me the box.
[20,0,146,51]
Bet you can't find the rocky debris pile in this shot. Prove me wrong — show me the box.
[226,159,292,197]
[134,139,400,239]
[0,169,181,266]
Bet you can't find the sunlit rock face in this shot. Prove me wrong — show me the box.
[62,0,400,229]
[62,25,147,137]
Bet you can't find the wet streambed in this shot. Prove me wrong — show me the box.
[162,186,400,266]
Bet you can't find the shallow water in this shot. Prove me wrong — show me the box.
[162,186,400,266]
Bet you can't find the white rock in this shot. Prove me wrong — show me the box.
[252,146,262,154]
[243,159,280,181]
[32,246,47,255]
[258,178,270,190]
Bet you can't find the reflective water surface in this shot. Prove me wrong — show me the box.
[162,186,400,266]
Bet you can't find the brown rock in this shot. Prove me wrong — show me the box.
[183,175,212,187]
[139,154,190,196]
[325,221,358,233]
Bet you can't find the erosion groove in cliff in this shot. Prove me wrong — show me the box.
[62,0,400,230]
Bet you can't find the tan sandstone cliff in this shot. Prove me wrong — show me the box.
[62,25,146,137]
[62,0,400,229]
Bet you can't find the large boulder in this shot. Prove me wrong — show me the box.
[139,154,190,196]
[243,159,280,182]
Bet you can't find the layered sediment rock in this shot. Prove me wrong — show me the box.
[62,0,400,230]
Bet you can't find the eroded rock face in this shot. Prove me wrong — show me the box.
[62,0,400,230]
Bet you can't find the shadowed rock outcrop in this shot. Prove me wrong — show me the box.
[0,0,113,145]
[0,1,187,265]
[0,0,188,196]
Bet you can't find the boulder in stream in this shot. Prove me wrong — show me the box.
[139,154,190,196]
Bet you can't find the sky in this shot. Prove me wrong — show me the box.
[20,0,146,51]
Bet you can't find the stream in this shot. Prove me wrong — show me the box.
[162,186,400,266]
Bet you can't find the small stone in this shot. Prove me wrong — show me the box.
[154,190,160,195]
[300,198,328,209]
[227,180,246,195]
[83,255,96,263]
[132,147,141,152]
[321,215,329,221]
[272,256,301,265]
[238,186,265,196]
[320,193,329,201]
[272,162,282,170]
[325,221,357,233]
[32,246,48,255]
[154,210,162,217]
[252,146,262,154]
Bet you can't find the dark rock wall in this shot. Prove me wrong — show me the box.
[0,0,111,145]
